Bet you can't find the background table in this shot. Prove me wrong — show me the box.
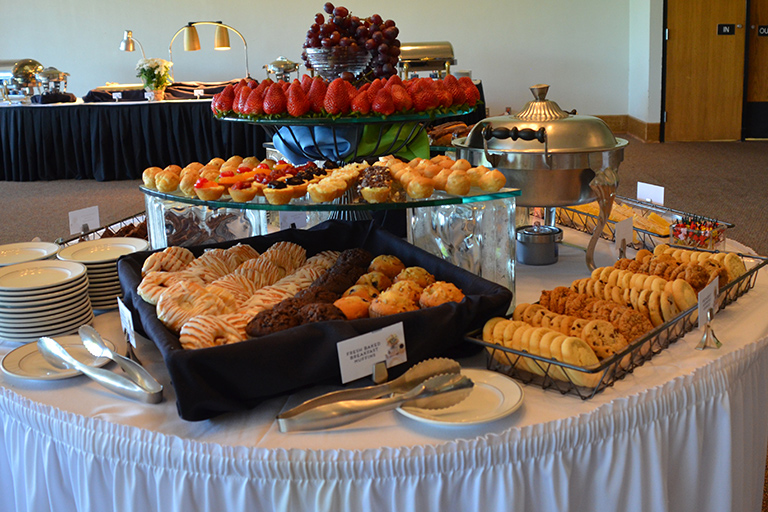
[0,99,266,181]
[1,230,767,512]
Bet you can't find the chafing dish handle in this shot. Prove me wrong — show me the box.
[481,125,551,169]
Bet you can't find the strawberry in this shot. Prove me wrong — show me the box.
[324,78,351,115]
[366,79,384,103]
[215,84,236,113]
[372,87,395,116]
[243,87,265,115]
[411,79,439,112]
[308,77,328,113]
[263,83,288,115]
[233,85,250,114]
[247,78,259,89]
[434,81,453,108]
[386,74,403,89]
[458,77,481,106]
[344,79,358,104]
[389,84,412,112]
[300,74,313,93]
[280,80,291,91]
[287,81,311,117]
[443,75,466,105]
[358,83,371,94]
[351,90,371,115]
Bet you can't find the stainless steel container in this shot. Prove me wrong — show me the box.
[453,84,628,208]
[516,223,562,265]
[398,41,456,79]
[37,67,69,94]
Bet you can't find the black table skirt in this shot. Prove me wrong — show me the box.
[0,100,266,181]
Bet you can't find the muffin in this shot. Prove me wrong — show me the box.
[419,281,465,308]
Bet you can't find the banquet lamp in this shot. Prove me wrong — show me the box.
[119,30,146,59]
[168,21,249,78]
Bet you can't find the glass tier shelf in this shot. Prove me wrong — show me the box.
[139,186,521,212]
[214,108,475,126]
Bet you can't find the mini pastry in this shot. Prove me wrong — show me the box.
[419,281,465,308]
[142,166,163,189]
[163,164,183,176]
[228,181,260,203]
[478,169,506,192]
[155,170,180,193]
[394,266,435,288]
[445,170,471,196]
[193,177,225,201]
[333,295,371,319]
[368,254,405,279]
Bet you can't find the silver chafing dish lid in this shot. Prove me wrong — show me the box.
[398,41,456,71]
[458,84,626,154]
[265,56,299,74]
[38,67,69,82]
[12,59,43,85]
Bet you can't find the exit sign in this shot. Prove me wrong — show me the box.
[717,24,736,35]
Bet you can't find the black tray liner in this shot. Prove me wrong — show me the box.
[118,220,513,421]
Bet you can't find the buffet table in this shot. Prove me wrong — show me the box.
[1,229,767,512]
[0,99,266,181]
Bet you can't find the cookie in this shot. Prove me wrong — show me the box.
[723,253,747,283]
[521,327,548,376]
[580,319,627,360]
[659,290,681,323]
[646,290,665,327]
[671,278,698,314]
[512,303,532,321]
[554,336,601,388]
[538,330,568,382]
[617,308,654,342]
[523,303,548,324]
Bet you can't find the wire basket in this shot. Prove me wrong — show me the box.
[465,251,767,399]
[56,212,147,248]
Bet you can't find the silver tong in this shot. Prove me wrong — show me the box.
[277,358,473,432]
[37,326,163,404]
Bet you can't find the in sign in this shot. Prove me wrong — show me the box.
[717,24,736,35]
[758,25,768,36]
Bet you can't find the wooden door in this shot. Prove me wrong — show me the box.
[664,0,748,141]
[744,0,768,138]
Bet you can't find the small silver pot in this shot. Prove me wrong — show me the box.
[516,223,562,265]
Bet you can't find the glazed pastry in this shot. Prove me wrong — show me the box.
[180,314,243,349]
[141,246,195,275]
[156,280,233,333]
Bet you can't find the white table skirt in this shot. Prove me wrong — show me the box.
[2,231,767,512]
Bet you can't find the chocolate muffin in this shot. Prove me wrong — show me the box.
[245,309,301,337]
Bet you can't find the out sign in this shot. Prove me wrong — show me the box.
[759,25,768,36]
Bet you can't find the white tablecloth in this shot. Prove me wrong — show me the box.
[2,231,767,512]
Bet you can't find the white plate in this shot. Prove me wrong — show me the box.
[0,312,94,343]
[0,274,87,299]
[0,242,60,267]
[0,301,91,328]
[0,278,89,305]
[57,237,148,264]
[88,282,122,293]
[0,307,94,335]
[397,369,524,426]
[86,268,119,277]
[1,334,114,380]
[83,260,120,270]
[0,295,90,321]
[0,260,86,291]
[0,293,90,316]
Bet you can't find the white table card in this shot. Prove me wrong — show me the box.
[697,279,719,330]
[337,322,407,383]
[613,217,634,259]
[68,206,100,235]
[113,92,122,101]
[117,297,137,348]
[636,182,665,205]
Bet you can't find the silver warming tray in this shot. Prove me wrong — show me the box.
[398,41,456,78]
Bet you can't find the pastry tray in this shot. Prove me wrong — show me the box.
[119,220,513,421]
[556,196,734,251]
[464,250,767,399]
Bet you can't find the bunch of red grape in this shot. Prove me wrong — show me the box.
[302,2,401,80]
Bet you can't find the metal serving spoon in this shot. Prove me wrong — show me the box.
[78,325,163,396]
[277,372,474,432]
[37,336,163,404]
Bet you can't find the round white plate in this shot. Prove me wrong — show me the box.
[0,307,94,335]
[82,261,119,271]
[88,282,122,293]
[0,312,94,343]
[0,274,87,299]
[0,298,91,325]
[0,242,60,267]
[397,369,524,426]
[1,334,114,380]
[86,276,119,287]
[0,260,86,291]
[57,237,148,264]
[0,279,89,305]
[0,294,90,321]
[86,268,119,278]
[0,293,90,316]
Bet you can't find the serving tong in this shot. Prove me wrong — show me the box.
[277,358,473,432]
[37,326,163,404]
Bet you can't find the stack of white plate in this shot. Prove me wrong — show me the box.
[0,260,93,343]
[57,237,149,310]
[0,241,60,267]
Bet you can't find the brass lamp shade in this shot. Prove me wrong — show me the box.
[184,26,201,51]
[214,25,231,50]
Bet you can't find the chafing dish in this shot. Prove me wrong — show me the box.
[454,84,629,270]
[398,41,456,79]
[1,58,44,101]
[37,67,70,94]
[265,56,299,82]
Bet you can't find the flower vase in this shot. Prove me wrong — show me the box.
[146,87,166,102]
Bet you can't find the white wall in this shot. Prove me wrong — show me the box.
[0,0,663,123]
